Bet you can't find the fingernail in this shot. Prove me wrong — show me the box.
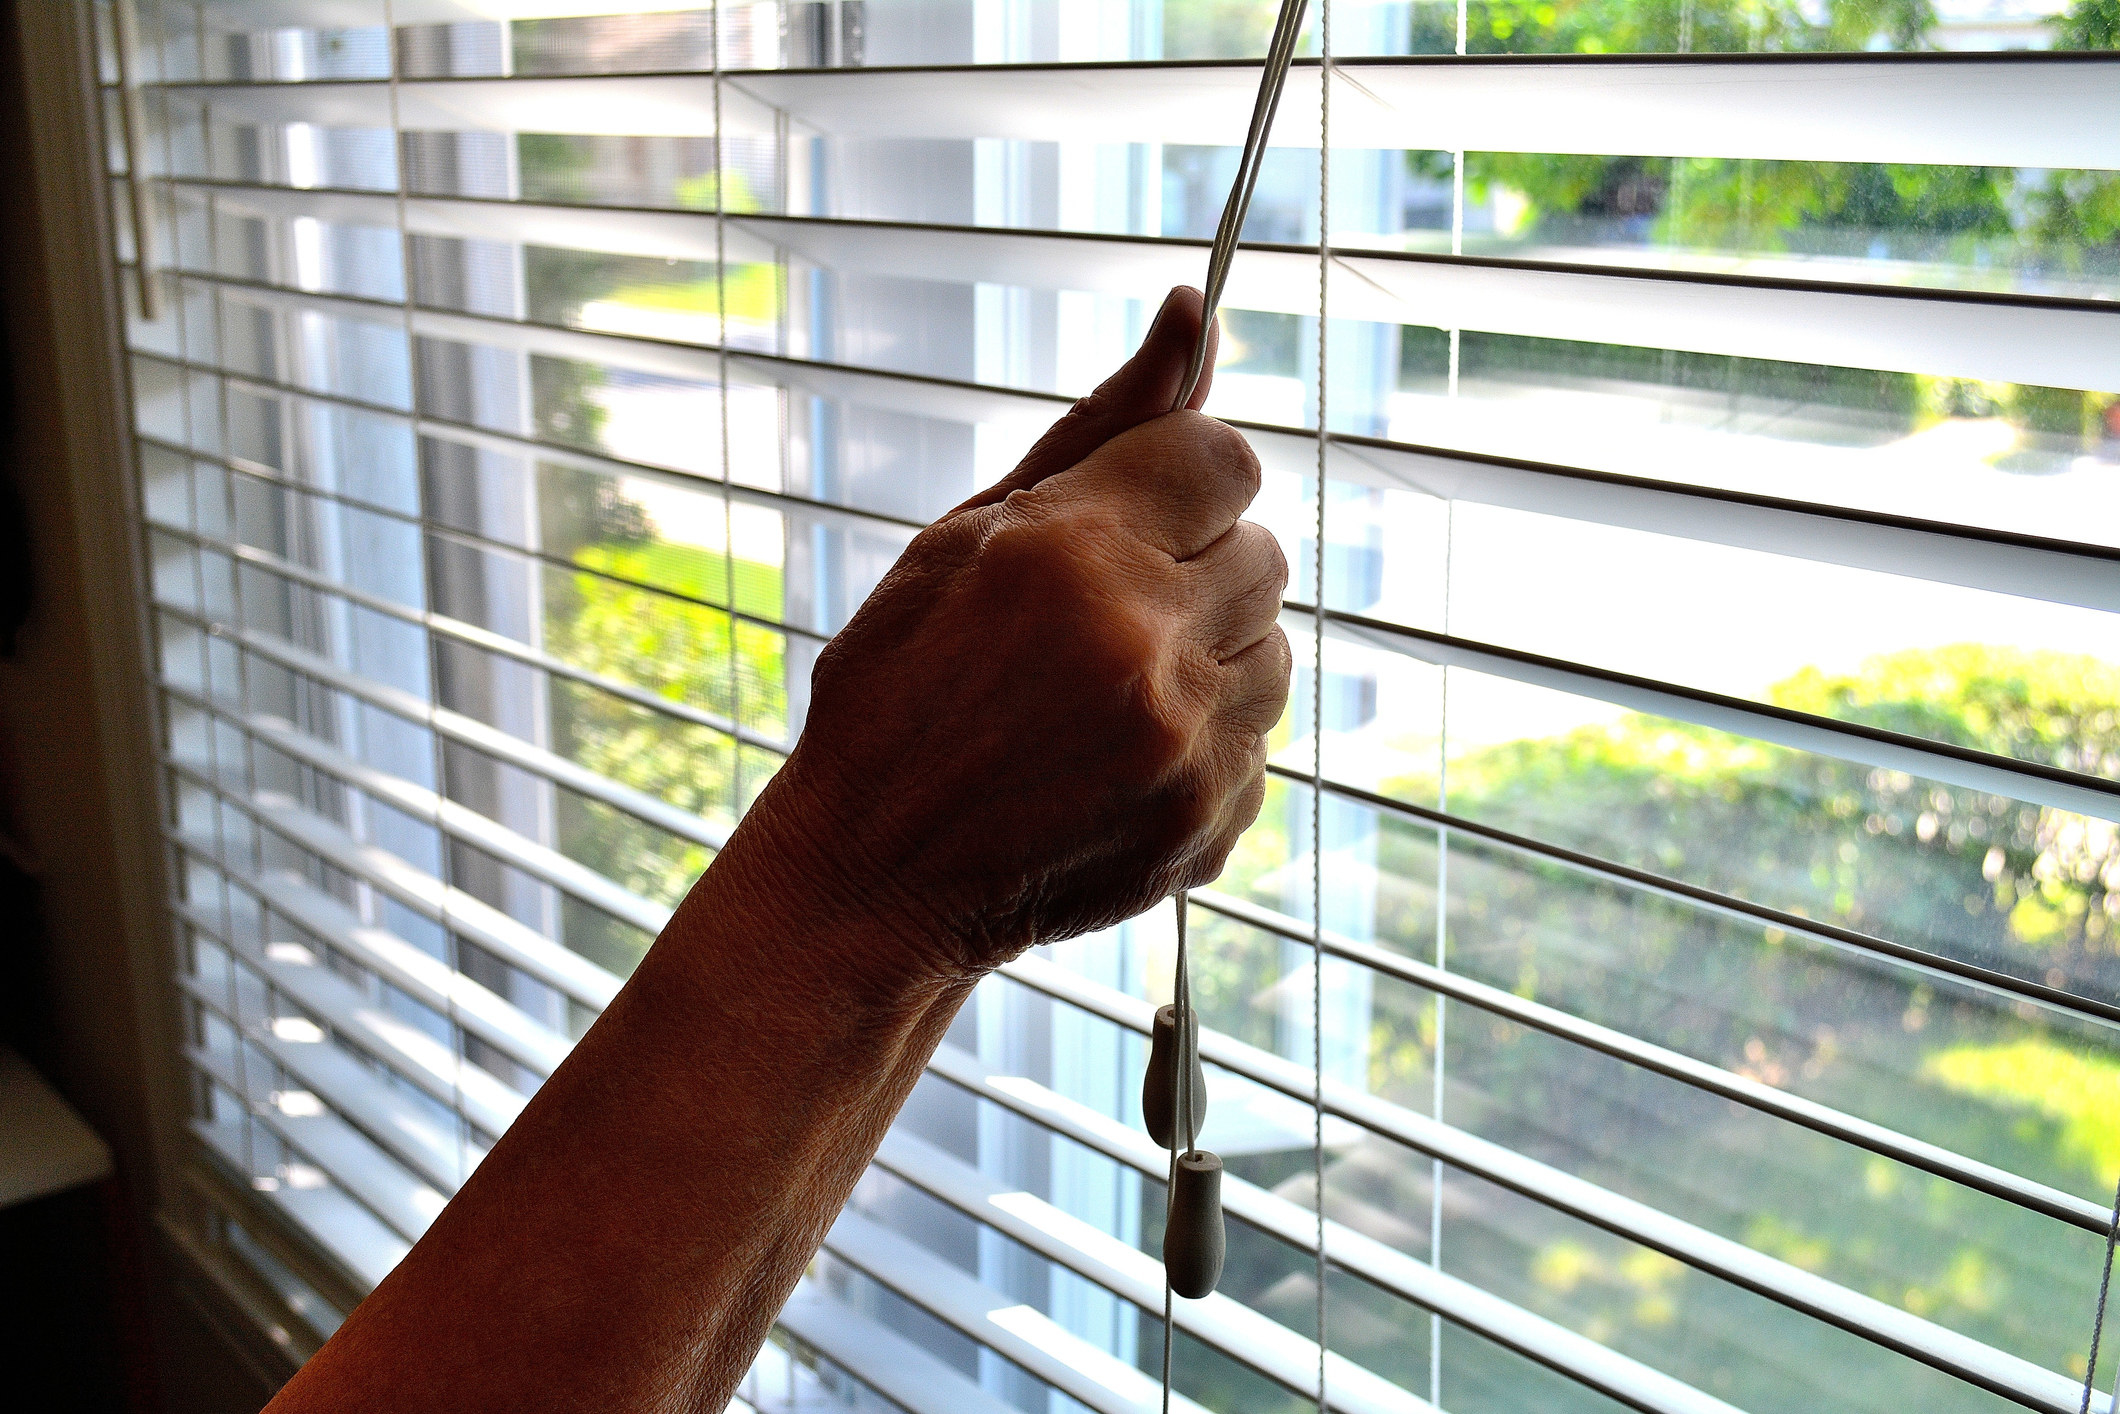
[1147,285,1192,339]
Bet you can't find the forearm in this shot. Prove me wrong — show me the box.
[260,286,1277,1412]
[266,784,976,1414]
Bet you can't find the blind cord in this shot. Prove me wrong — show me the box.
[1313,6,1332,1412]
[1160,905,1183,1414]
[1157,4,1312,1405]
[2080,1173,2120,1414]
[1169,0,1311,414]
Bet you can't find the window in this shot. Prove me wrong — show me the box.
[96,1,2120,1411]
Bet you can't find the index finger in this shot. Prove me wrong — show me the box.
[1028,410,1262,562]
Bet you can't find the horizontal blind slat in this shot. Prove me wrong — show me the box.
[179,972,480,1192]
[869,1129,1435,1414]
[244,854,572,1079]
[737,213,2120,390]
[193,1115,410,1290]
[165,785,574,1080]
[180,193,2120,389]
[151,526,791,756]
[173,647,2112,1239]
[154,605,733,852]
[243,787,624,1013]
[1272,763,2120,1033]
[771,1283,1026,1414]
[122,20,2120,1410]
[1184,888,2114,1232]
[821,1207,1210,1414]
[186,1043,445,1245]
[173,889,529,1137]
[147,264,2120,607]
[236,702,675,941]
[922,1042,1747,1414]
[994,954,2102,1414]
[1313,610,2120,824]
[172,639,2116,1241]
[162,56,2120,169]
[1333,435,2120,618]
[194,1,710,26]
[735,56,2120,169]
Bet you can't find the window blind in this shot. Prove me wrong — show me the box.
[92,1,2120,1411]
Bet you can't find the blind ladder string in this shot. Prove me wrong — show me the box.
[147,0,263,1189]
[2079,1171,2120,1414]
[1313,4,1332,1412]
[713,5,739,819]
[1157,5,1313,1408]
[381,0,473,1194]
[197,33,273,1193]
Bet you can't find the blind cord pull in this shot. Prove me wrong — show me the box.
[1142,1001,1206,1151]
[1152,0,1313,1330]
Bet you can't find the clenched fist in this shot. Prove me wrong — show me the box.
[742,285,1292,979]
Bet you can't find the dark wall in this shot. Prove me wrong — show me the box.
[0,4,282,1409]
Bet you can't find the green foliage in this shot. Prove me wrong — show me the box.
[529,355,609,451]
[672,170,761,214]
[1449,149,2022,254]
[2055,0,2120,48]
[1331,646,2120,1405]
[516,133,596,198]
[1442,331,1927,418]
[1162,0,1288,57]
[1410,0,1936,56]
[1406,0,2120,297]
[602,264,784,326]
[1925,1038,2120,1182]
[539,498,788,925]
[1396,647,2120,969]
[2028,170,2120,271]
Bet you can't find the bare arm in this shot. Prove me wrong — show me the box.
[264,286,1290,1413]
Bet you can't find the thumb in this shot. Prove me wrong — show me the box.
[949,285,1219,515]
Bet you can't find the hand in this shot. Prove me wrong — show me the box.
[740,286,1291,981]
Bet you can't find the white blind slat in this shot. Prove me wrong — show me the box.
[170,57,2120,169]
[200,200,2120,394]
[996,952,2107,1414]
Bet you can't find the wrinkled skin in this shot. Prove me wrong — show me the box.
[760,287,1290,975]
[264,287,1290,1414]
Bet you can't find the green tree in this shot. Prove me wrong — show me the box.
[2056,0,2120,48]
[1411,0,1935,55]
[1323,647,2120,1410]
[1410,0,2120,296]
[534,482,789,971]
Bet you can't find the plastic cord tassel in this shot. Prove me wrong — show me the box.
[1143,1003,1208,1151]
[1164,1150,1227,1300]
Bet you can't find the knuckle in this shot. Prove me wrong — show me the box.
[1125,683,1196,782]
[979,504,1195,773]
[1238,522,1290,596]
[1194,417,1262,494]
[1230,763,1268,831]
[1240,626,1294,699]
[978,506,1083,589]
[1162,771,1224,847]
[1262,524,1291,587]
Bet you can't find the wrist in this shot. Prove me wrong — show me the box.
[670,751,986,1012]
